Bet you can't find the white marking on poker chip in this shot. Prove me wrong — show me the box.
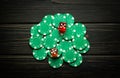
[45,16,47,18]
[63,16,66,18]
[75,52,77,54]
[82,24,85,27]
[40,45,43,47]
[46,50,49,53]
[33,52,35,55]
[41,38,44,41]
[80,60,82,63]
[37,34,39,37]
[49,24,52,26]
[43,33,46,35]
[53,45,56,47]
[75,23,79,25]
[59,64,62,66]
[38,30,41,32]
[83,50,86,53]
[34,47,37,49]
[48,61,51,64]
[53,66,56,68]
[88,45,90,48]
[73,45,76,48]
[57,39,59,42]
[31,36,33,39]
[57,13,60,16]
[66,13,69,16]
[36,57,39,60]
[74,64,77,67]
[54,38,57,41]
[69,47,72,50]
[29,42,32,45]
[50,34,52,37]
[69,41,71,42]
[53,23,55,26]
[77,34,80,37]
[62,39,65,42]
[47,47,50,49]
[51,16,55,19]
[68,25,71,28]
[49,30,52,33]
[72,36,74,38]
[60,49,63,51]
[74,58,76,60]
[60,33,64,35]
[84,37,86,40]
[73,29,76,32]
[43,57,45,59]
[65,37,68,40]
[43,20,47,23]
[62,56,65,59]
[62,50,65,52]
[68,60,70,63]
[31,33,33,35]
[84,43,87,46]
[79,48,82,50]
[31,27,34,29]
[37,24,40,26]
[79,54,81,56]
[72,17,74,20]
[84,31,86,33]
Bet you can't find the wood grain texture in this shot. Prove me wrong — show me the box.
[0,0,120,23]
[0,0,120,78]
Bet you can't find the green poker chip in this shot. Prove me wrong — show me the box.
[43,35,57,49]
[63,27,74,40]
[30,24,39,37]
[37,21,53,35]
[72,23,86,37]
[33,48,47,60]
[70,54,82,67]
[73,37,89,50]
[48,57,63,68]
[79,43,90,53]
[42,15,54,24]
[64,13,74,27]
[52,13,67,28]
[57,40,73,52]
[63,50,77,63]
[29,35,43,49]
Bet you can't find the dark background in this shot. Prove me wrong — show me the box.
[0,0,120,78]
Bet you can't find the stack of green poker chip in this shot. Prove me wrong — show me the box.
[29,13,90,69]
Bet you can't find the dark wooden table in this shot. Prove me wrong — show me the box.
[0,0,120,78]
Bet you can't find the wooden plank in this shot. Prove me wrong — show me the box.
[0,23,120,55]
[0,55,119,78]
[52,0,120,4]
[0,0,120,23]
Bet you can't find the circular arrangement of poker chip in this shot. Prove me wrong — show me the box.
[29,35,43,49]
[29,13,90,68]
[48,57,63,68]
[33,48,47,60]
[70,54,82,67]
